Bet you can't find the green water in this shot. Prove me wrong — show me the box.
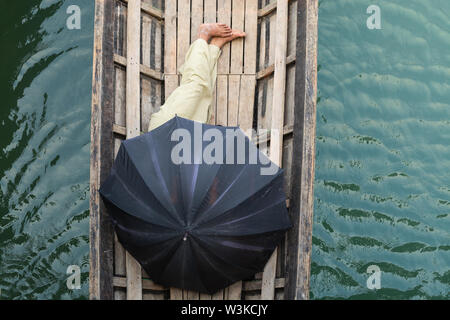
[0,0,448,300]
[312,0,450,299]
[0,0,93,299]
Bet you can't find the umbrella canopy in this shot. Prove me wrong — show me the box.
[99,116,291,294]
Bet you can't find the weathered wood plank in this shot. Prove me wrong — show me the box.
[216,75,228,126]
[284,63,296,128]
[227,75,240,126]
[226,280,243,300]
[191,0,203,44]
[164,56,184,300]
[113,139,126,300]
[122,0,164,20]
[177,0,191,72]
[230,0,245,74]
[114,53,164,81]
[141,13,152,67]
[204,0,217,23]
[261,0,289,300]
[114,1,127,56]
[125,0,143,300]
[244,0,258,74]
[212,290,224,300]
[113,276,166,291]
[114,66,126,127]
[164,0,177,74]
[154,19,162,72]
[141,1,164,20]
[287,0,297,58]
[268,11,277,67]
[187,290,200,300]
[258,14,267,72]
[243,277,285,291]
[238,75,256,135]
[284,0,318,301]
[256,53,295,80]
[204,0,218,134]
[90,0,115,300]
[217,0,231,74]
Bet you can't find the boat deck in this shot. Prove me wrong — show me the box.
[90,0,318,300]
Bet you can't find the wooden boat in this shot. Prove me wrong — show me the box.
[90,0,318,300]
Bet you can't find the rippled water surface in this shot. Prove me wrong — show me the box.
[1,0,448,300]
[312,0,450,299]
[0,0,93,299]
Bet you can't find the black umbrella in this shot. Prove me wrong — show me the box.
[99,116,291,294]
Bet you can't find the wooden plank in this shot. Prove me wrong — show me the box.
[261,0,289,300]
[114,54,164,81]
[141,1,164,20]
[191,0,204,44]
[141,14,152,67]
[209,82,218,125]
[171,288,183,300]
[258,14,267,72]
[154,20,162,72]
[230,0,245,74]
[177,0,191,72]
[212,290,224,300]
[284,0,318,301]
[122,0,164,20]
[287,0,297,57]
[164,74,179,100]
[125,0,143,300]
[243,277,285,291]
[225,76,244,303]
[225,1,258,298]
[164,0,177,74]
[187,290,200,300]
[284,63,296,128]
[256,53,295,80]
[268,0,288,170]
[258,0,295,18]
[141,14,152,133]
[217,0,231,74]
[90,0,115,300]
[238,75,256,135]
[216,75,228,126]
[163,72,183,299]
[113,276,166,291]
[200,293,212,300]
[113,137,126,300]
[226,280,243,300]
[114,1,127,56]
[204,0,217,23]
[244,0,258,74]
[114,66,126,127]
[258,1,276,18]
[268,10,277,67]
[227,75,240,126]
[204,0,217,131]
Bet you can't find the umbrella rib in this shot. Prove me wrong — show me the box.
[193,236,258,276]
[197,198,286,233]
[124,139,183,226]
[107,172,180,230]
[193,165,247,224]
[195,169,284,226]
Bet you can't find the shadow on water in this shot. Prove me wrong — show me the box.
[0,0,93,299]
